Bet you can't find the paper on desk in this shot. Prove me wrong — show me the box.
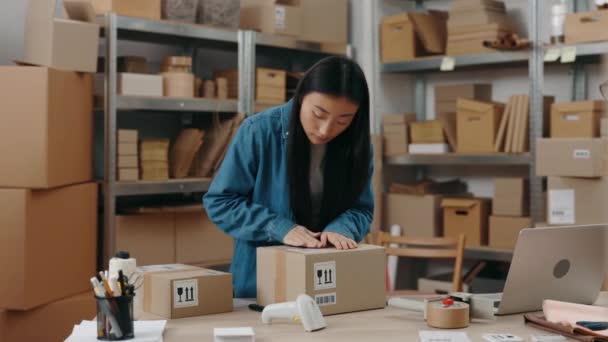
[419,330,472,342]
[64,320,166,342]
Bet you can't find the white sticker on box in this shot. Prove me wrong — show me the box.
[548,189,575,225]
[315,293,337,306]
[573,149,591,159]
[564,114,581,121]
[275,6,286,30]
[173,279,198,309]
[314,261,336,290]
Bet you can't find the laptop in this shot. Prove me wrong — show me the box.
[482,225,606,316]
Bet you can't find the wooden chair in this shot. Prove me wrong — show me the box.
[376,232,466,293]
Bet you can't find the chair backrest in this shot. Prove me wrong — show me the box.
[376,232,466,292]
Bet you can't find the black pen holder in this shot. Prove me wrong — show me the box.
[95,295,135,340]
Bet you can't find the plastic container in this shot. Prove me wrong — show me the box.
[96,295,135,341]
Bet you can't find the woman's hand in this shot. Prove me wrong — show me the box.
[283,226,323,248]
[321,232,358,250]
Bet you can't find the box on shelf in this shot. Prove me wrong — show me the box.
[536,138,608,178]
[89,0,161,20]
[118,143,138,156]
[380,11,447,63]
[118,73,163,97]
[175,207,233,265]
[390,180,467,196]
[435,84,492,114]
[214,68,286,102]
[240,0,302,37]
[551,101,605,138]
[257,245,386,315]
[118,129,138,143]
[383,114,417,156]
[300,0,347,44]
[410,120,445,144]
[456,98,505,153]
[197,0,241,28]
[489,216,532,250]
[144,267,233,319]
[384,193,443,237]
[0,66,93,189]
[0,183,97,310]
[493,178,529,217]
[118,156,139,168]
[141,139,170,161]
[565,10,608,44]
[24,0,99,73]
[162,72,195,98]
[0,291,95,342]
[442,198,491,247]
[409,143,450,154]
[162,0,198,23]
[547,177,608,226]
[118,168,139,181]
[116,212,176,266]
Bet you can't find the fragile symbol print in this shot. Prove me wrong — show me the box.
[173,279,199,308]
[314,261,337,290]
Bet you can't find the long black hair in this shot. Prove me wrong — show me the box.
[287,56,371,233]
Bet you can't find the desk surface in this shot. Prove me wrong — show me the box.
[144,293,608,342]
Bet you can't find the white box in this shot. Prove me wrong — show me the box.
[214,327,255,342]
[118,73,163,97]
[409,143,450,154]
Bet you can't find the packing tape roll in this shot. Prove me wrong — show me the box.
[109,257,137,281]
[426,301,470,329]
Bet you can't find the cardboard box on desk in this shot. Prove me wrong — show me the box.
[456,98,504,153]
[88,0,161,20]
[384,193,443,237]
[23,0,99,73]
[0,66,93,189]
[144,267,233,319]
[257,245,386,315]
[0,291,95,342]
[489,216,532,250]
[493,178,529,216]
[536,138,608,178]
[565,10,608,44]
[442,198,491,247]
[551,101,605,138]
[240,0,301,37]
[547,177,608,226]
[300,0,347,44]
[0,183,97,310]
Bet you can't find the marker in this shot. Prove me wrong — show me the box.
[99,272,114,297]
[90,277,105,298]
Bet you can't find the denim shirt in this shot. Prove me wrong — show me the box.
[203,100,374,298]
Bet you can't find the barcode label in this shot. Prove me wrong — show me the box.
[573,149,590,159]
[315,293,337,306]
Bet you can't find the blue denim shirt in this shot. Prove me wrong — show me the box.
[203,100,374,298]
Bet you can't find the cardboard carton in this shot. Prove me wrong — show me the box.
[456,98,504,153]
[435,84,492,112]
[0,183,97,310]
[300,0,347,44]
[0,292,95,342]
[118,129,138,143]
[489,216,532,250]
[240,0,301,37]
[175,207,233,265]
[410,120,446,143]
[383,114,417,156]
[565,10,608,44]
[24,0,99,73]
[116,212,176,266]
[89,0,161,20]
[536,138,608,178]
[551,101,605,138]
[257,245,386,315]
[384,193,443,237]
[493,178,529,216]
[118,156,139,168]
[442,198,491,247]
[118,143,138,156]
[144,268,233,319]
[547,177,608,226]
[118,73,163,97]
[0,66,93,189]
[118,168,139,181]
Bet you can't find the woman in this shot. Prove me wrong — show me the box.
[203,56,373,298]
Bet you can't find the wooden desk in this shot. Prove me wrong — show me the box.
[144,294,608,341]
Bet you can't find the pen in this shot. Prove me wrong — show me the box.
[100,272,115,297]
[118,270,126,296]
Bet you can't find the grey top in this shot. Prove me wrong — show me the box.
[309,143,326,229]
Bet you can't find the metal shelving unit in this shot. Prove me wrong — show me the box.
[387,154,531,166]
[101,14,350,262]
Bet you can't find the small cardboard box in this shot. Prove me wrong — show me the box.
[565,10,608,44]
[0,183,97,310]
[118,143,138,156]
[257,245,386,315]
[118,168,139,181]
[175,207,233,265]
[551,101,605,138]
[0,291,95,342]
[489,216,532,250]
[442,198,491,247]
[240,0,301,37]
[536,138,608,178]
[0,66,93,189]
[116,212,176,266]
[380,11,447,63]
[144,268,233,319]
[456,98,505,153]
[410,120,446,144]
[118,73,163,97]
[24,0,99,73]
[300,0,347,44]
[493,178,529,216]
[383,114,417,156]
[118,156,139,168]
[384,193,443,237]
[118,129,138,143]
[435,83,492,114]
[547,177,608,225]
[89,0,161,20]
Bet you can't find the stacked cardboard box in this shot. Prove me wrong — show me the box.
[456,98,505,153]
[565,10,608,44]
[489,178,531,250]
[447,0,514,56]
[442,198,491,247]
[118,129,140,181]
[408,120,450,154]
[214,68,287,105]
[383,114,417,156]
[0,2,99,340]
[140,139,170,181]
[435,84,492,115]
